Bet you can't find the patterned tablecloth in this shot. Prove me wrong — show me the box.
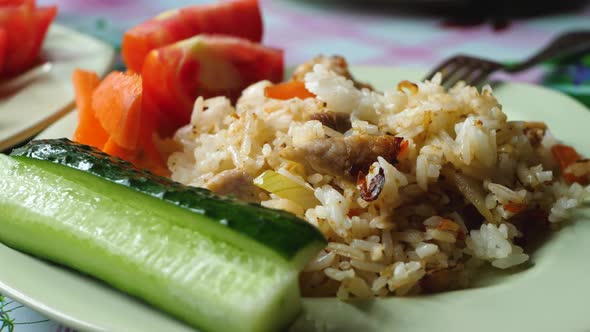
[2,0,590,331]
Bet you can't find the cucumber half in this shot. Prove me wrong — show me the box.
[0,139,327,332]
[10,139,326,269]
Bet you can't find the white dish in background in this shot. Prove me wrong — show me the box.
[0,24,115,151]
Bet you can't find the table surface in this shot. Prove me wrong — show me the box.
[3,0,590,331]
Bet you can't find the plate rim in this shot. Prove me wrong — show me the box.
[0,23,115,152]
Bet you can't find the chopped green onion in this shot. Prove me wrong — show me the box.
[281,160,306,177]
[254,170,320,209]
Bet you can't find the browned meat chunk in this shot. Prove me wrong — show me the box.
[206,169,263,203]
[523,121,547,148]
[290,55,373,90]
[306,111,351,133]
[280,135,404,178]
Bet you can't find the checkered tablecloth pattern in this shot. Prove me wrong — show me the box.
[2,0,589,331]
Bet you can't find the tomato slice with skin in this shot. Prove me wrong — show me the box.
[0,1,56,76]
[0,0,34,9]
[0,28,6,75]
[28,5,57,65]
[0,0,34,76]
[122,0,262,73]
[142,34,284,137]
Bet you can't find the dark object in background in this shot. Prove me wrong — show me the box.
[398,0,589,16]
[337,0,588,16]
[436,0,590,30]
[300,0,589,31]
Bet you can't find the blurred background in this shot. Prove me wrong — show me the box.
[37,0,590,106]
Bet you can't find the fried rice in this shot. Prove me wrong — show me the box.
[168,57,590,299]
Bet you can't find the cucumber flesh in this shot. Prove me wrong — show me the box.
[0,155,301,332]
[10,139,326,270]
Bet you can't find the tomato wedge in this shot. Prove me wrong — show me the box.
[0,0,34,9]
[0,28,6,73]
[0,0,34,76]
[28,5,56,64]
[0,0,28,5]
[0,0,56,76]
[142,34,283,137]
[122,0,262,73]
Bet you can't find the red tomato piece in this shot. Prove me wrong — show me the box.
[503,202,526,214]
[0,0,34,76]
[436,219,461,232]
[0,28,6,74]
[0,0,34,9]
[28,5,57,65]
[142,34,283,137]
[0,1,56,76]
[122,0,262,73]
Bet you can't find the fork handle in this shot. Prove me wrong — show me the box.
[506,31,590,73]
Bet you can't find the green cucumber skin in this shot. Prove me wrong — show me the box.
[0,155,302,332]
[11,139,326,267]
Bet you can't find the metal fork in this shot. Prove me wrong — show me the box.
[423,30,590,89]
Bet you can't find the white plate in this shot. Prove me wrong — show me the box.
[0,24,115,151]
[8,67,590,332]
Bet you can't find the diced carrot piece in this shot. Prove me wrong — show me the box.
[347,208,363,218]
[398,139,409,158]
[551,144,587,184]
[563,172,587,185]
[264,81,315,100]
[551,144,580,171]
[436,219,460,232]
[503,202,526,214]
[92,71,143,150]
[72,69,109,149]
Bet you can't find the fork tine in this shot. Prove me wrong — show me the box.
[464,67,494,87]
[441,60,476,89]
[423,57,458,82]
[437,61,465,86]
